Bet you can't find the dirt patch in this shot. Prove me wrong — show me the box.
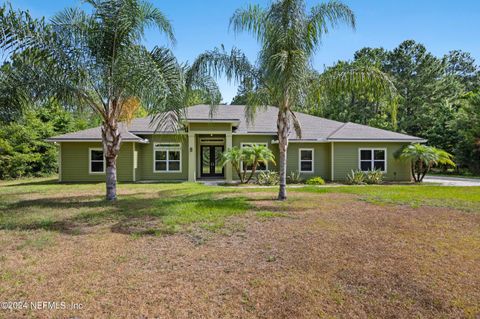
[0,192,479,318]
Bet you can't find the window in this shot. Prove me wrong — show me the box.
[359,149,386,172]
[299,149,314,172]
[154,143,181,172]
[89,148,105,174]
[241,143,268,171]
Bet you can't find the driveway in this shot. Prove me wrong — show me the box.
[423,175,480,186]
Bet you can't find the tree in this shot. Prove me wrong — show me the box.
[308,41,480,164]
[243,144,276,183]
[452,93,480,174]
[0,99,86,179]
[221,146,245,182]
[192,0,395,200]
[0,1,184,200]
[221,145,275,183]
[398,144,455,182]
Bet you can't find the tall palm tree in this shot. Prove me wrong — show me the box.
[192,0,396,200]
[0,0,192,200]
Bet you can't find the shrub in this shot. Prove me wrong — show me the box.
[256,171,279,185]
[287,171,303,184]
[346,170,366,185]
[365,169,384,184]
[305,176,325,185]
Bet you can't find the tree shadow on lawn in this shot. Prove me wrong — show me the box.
[3,178,62,187]
[0,189,251,236]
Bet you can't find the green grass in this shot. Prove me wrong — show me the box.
[0,178,478,237]
[0,177,249,235]
[296,185,480,212]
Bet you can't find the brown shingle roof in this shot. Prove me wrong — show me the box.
[45,123,147,143]
[47,105,425,142]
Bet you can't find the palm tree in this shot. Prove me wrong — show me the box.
[221,145,275,183]
[399,144,455,182]
[191,0,395,200]
[0,1,190,200]
[221,146,247,183]
[243,144,276,183]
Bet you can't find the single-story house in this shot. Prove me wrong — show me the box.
[46,104,425,183]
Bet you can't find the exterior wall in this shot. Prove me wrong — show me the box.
[286,143,331,180]
[136,134,188,181]
[189,123,232,132]
[59,135,412,183]
[332,142,411,181]
[61,142,134,182]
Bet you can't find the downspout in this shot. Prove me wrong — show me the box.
[58,142,62,182]
[132,142,136,182]
[330,142,334,181]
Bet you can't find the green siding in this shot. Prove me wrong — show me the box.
[231,137,332,181]
[286,143,331,180]
[136,135,188,181]
[333,142,411,181]
[61,142,134,182]
[59,135,412,183]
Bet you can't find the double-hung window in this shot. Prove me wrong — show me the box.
[89,148,105,174]
[359,149,386,172]
[241,143,268,171]
[154,143,182,172]
[299,149,314,173]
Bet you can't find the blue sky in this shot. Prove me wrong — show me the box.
[10,0,480,103]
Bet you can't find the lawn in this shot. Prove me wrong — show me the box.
[0,178,479,318]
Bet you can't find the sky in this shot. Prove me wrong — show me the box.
[9,0,480,103]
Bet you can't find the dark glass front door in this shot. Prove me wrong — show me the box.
[201,145,224,177]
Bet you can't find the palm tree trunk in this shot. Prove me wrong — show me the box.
[246,159,258,183]
[277,109,289,200]
[102,118,121,201]
[411,162,417,182]
[419,164,431,182]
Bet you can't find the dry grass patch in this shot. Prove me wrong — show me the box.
[0,180,479,318]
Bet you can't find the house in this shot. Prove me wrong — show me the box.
[46,104,425,183]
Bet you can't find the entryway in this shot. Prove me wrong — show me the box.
[200,145,224,178]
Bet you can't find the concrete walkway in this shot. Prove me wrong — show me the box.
[423,175,480,186]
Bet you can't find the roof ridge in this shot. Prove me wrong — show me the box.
[326,122,349,139]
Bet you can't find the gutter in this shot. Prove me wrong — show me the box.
[44,138,150,144]
[270,139,427,144]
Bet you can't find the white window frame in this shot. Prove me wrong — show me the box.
[89,148,105,174]
[298,148,314,173]
[358,148,387,173]
[240,142,269,172]
[153,143,182,173]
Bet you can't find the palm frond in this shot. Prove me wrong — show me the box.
[319,64,397,100]
[290,110,302,139]
[190,46,256,85]
[229,4,267,41]
[138,0,175,44]
[306,0,355,51]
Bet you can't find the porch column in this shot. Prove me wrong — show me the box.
[188,133,196,182]
[225,132,233,182]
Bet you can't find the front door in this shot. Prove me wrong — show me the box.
[201,145,224,178]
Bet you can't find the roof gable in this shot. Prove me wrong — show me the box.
[46,105,425,142]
